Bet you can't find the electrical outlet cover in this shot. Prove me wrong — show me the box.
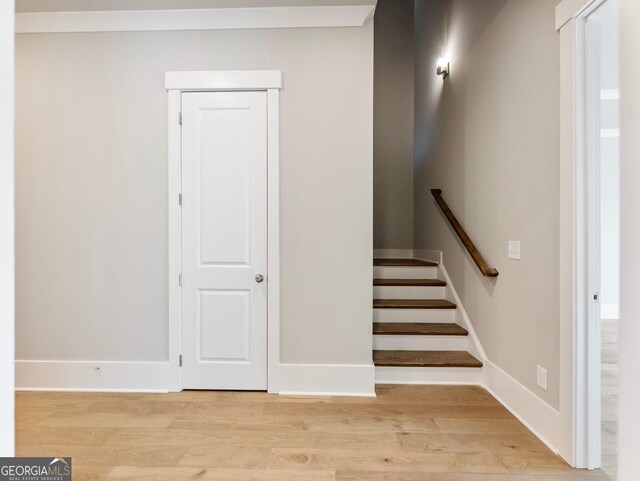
[508,241,521,260]
[537,365,548,391]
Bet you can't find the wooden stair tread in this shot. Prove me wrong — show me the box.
[373,299,457,309]
[373,350,482,368]
[373,322,468,336]
[373,258,439,267]
[374,278,446,287]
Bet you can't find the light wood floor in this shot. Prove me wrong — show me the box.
[16,385,609,481]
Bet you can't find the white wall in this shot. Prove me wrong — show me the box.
[373,0,414,249]
[618,0,640,477]
[0,0,15,457]
[414,0,561,408]
[15,25,374,380]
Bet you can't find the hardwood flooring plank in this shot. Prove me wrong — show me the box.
[17,426,114,445]
[16,444,186,467]
[168,414,306,432]
[302,415,439,434]
[106,467,336,481]
[314,432,402,450]
[36,412,177,429]
[66,467,114,481]
[178,446,272,469]
[268,448,508,473]
[336,472,609,481]
[434,418,531,435]
[397,432,551,456]
[106,428,320,448]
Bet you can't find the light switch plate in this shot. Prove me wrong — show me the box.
[537,365,548,391]
[508,241,521,260]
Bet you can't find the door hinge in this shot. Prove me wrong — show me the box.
[178,112,182,125]
[178,274,182,287]
[179,354,182,367]
[178,193,182,206]
[594,292,599,302]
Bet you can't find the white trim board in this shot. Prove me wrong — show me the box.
[165,70,282,91]
[15,5,376,34]
[556,0,599,30]
[376,366,482,385]
[484,360,561,455]
[166,70,282,394]
[16,360,170,392]
[277,364,376,397]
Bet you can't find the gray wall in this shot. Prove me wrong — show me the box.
[373,0,414,249]
[414,0,561,407]
[15,25,374,366]
[0,0,15,458]
[619,0,640,477]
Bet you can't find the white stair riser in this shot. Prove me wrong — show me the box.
[374,285,446,300]
[373,335,469,351]
[373,308,456,323]
[375,366,483,385]
[374,266,439,279]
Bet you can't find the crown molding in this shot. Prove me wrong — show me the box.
[15,5,376,33]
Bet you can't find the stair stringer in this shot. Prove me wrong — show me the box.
[437,261,487,365]
[412,250,486,363]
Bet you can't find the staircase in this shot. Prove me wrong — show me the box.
[372,256,484,384]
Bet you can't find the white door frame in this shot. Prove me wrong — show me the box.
[165,70,282,393]
[557,0,613,468]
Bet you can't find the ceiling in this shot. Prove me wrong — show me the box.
[16,0,377,13]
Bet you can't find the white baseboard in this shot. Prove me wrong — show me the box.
[15,360,170,392]
[373,249,414,259]
[483,359,561,454]
[15,360,376,396]
[277,363,376,397]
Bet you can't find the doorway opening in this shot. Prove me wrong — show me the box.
[586,0,620,476]
[585,0,620,476]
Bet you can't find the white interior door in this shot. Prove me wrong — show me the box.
[181,91,268,390]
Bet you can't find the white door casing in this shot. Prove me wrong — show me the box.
[557,0,618,468]
[166,70,281,394]
[181,91,268,390]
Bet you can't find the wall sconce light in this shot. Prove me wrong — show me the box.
[436,47,449,79]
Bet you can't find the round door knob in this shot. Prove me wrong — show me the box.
[255,274,264,283]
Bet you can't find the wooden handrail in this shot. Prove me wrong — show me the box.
[431,189,499,277]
